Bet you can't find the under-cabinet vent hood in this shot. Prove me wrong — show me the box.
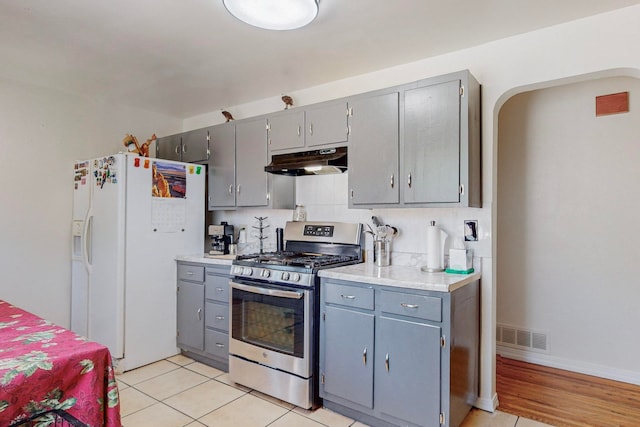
[265,147,347,176]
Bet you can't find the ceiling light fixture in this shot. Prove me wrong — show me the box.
[222,0,319,31]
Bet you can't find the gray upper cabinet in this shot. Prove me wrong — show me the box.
[235,118,269,207]
[181,127,210,163]
[267,109,305,151]
[348,90,400,206]
[305,100,349,148]
[348,69,481,209]
[157,127,209,163]
[208,123,236,209]
[402,70,481,207]
[156,133,182,161]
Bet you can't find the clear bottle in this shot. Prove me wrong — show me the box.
[293,205,307,222]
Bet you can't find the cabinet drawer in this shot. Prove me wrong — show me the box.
[380,290,441,322]
[324,282,374,310]
[205,301,229,332]
[178,264,204,282]
[205,274,229,302]
[205,329,229,359]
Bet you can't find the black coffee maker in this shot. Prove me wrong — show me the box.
[209,222,234,255]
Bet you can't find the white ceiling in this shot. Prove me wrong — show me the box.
[2,0,639,119]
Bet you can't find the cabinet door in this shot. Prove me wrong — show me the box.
[177,280,204,351]
[181,127,209,163]
[208,123,236,209]
[403,79,461,204]
[235,118,268,207]
[305,101,348,147]
[156,134,182,161]
[375,316,441,427]
[268,109,304,152]
[321,306,375,409]
[348,91,399,206]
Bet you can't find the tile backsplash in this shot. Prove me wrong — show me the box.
[211,173,490,266]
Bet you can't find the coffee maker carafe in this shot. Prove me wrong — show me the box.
[209,222,234,255]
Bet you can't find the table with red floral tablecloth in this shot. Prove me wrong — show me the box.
[0,300,121,426]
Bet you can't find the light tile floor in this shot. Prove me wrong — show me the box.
[117,355,554,427]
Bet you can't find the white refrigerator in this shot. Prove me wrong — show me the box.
[71,153,205,372]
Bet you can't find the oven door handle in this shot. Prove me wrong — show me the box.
[231,281,304,300]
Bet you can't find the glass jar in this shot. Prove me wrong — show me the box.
[293,205,307,222]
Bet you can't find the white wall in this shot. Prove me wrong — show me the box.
[0,77,182,326]
[497,76,640,383]
[189,5,640,410]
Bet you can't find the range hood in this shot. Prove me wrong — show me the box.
[265,147,347,176]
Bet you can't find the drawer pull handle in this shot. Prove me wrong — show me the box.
[186,271,194,275]
[363,347,367,365]
[215,343,225,348]
[216,287,224,292]
[215,315,225,320]
[340,294,356,299]
[385,353,390,372]
[197,308,202,320]
[401,303,419,309]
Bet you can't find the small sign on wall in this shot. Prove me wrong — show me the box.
[595,91,629,116]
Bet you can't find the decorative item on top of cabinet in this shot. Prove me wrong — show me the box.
[177,262,232,371]
[221,110,235,122]
[282,95,294,109]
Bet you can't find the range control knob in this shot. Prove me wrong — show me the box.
[243,267,253,276]
[281,272,290,281]
[291,273,301,282]
[261,269,271,278]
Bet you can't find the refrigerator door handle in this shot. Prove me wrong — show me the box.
[83,211,93,271]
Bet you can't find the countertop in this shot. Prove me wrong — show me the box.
[318,262,481,292]
[176,254,235,266]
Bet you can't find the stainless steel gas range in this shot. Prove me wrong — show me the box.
[228,221,363,409]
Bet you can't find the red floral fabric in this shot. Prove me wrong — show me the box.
[0,300,121,426]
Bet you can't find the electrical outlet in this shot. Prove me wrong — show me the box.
[464,220,478,241]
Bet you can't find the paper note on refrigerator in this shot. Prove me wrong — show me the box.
[151,197,186,232]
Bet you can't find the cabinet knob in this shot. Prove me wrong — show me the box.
[363,347,367,365]
[385,353,390,372]
[309,123,314,135]
[197,308,202,321]
[228,184,233,194]
[407,173,412,188]
[390,174,394,188]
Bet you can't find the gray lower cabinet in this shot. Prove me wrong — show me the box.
[176,264,205,351]
[177,262,231,371]
[320,278,479,427]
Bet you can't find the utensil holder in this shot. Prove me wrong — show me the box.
[374,239,391,267]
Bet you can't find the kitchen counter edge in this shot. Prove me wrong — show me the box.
[176,254,235,266]
[318,262,481,292]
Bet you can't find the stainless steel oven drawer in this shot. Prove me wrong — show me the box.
[324,282,374,310]
[205,301,229,332]
[178,264,204,282]
[380,290,442,322]
[205,329,228,358]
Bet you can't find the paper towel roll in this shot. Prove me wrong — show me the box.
[425,222,446,271]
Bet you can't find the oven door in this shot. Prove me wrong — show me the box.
[229,280,312,378]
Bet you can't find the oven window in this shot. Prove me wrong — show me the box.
[232,287,305,358]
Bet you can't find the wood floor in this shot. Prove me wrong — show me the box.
[496,355,640,427]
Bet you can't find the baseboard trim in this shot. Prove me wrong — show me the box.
[497,345,640,386]
[474,393,499,412]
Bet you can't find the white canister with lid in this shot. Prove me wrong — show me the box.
[293,205,307,222]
